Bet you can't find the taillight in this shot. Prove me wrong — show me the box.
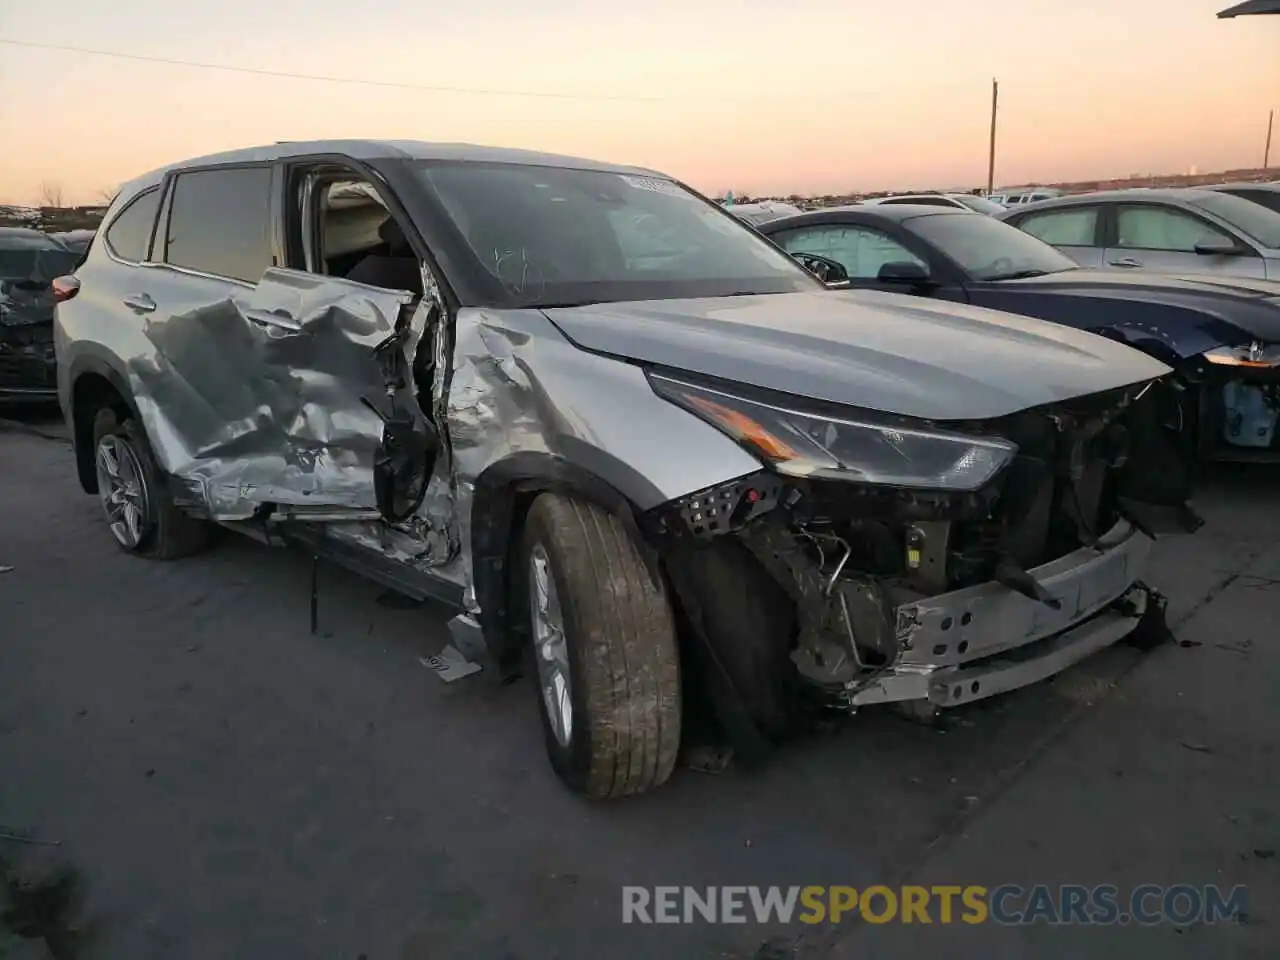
[52,275,80,303]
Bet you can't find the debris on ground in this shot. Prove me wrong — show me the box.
[418,645,482,682]
[682,743,735,774]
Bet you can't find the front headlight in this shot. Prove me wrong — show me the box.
[649,373,1017,491]
[1204,343,1280,368]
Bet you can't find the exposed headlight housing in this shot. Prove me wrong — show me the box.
[649,373,1017,491]
[1204,342,1280,368]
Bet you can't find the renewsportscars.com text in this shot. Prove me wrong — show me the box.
[621,884,1248,926]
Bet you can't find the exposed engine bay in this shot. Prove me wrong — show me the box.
[649,377,1200,716]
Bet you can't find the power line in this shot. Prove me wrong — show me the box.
[0,36,999,104]
[0,37,670,103]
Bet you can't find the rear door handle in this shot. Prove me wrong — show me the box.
[1107,257,1143,268]
[122,293,156,313]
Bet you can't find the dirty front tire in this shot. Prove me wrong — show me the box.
[519,493,682,798]
[90,407,215,560]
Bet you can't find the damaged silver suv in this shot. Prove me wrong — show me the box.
[55,140,1199,797]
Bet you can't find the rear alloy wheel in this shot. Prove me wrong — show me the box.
[91,407,215,559]
[95,433,151,550]
[520,493,682,798]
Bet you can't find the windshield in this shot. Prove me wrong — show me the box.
[411,161,818,307]
[1188,192,1280,248]
[906,212,1080,280]
[954,195,1007,215]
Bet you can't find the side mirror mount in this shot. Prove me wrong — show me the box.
[792,252,851,287]
[1193,238,1244,257]
[877,260,933,284]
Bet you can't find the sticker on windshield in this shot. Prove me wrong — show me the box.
[620,175,685,196]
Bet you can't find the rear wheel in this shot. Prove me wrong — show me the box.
[519,493,682,798]
[91,407,215,559]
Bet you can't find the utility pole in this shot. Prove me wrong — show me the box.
[1265,109,1274,169]
[986,79,999,195]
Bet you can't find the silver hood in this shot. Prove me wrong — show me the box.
[542,289,1171,421]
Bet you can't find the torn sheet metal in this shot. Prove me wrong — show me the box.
[373,305,557,606]
[386,304,763,617]
[127,267,416,519]
[314,262,464,570]
[330,304,613,609]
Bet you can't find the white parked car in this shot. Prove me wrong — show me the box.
[989,189,1063,207]
[862,193,1007,216]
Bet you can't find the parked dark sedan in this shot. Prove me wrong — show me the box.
[48,229,97,255]
[757,204,1280,462]
[1,227,81,402]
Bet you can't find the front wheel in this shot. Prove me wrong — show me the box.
[519,493,682,798]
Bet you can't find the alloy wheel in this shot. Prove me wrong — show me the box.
[95,435,151,549]
[529,543,573,747]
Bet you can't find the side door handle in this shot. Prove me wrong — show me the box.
[244,307,301,332]
[1107,257,1143,268]
[122,293,156,313]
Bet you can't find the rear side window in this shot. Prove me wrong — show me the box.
[163,167,273,283]
[1016,207,1099,246]
[104,188,161,262]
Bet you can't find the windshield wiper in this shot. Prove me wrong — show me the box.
[984,269,1056,281]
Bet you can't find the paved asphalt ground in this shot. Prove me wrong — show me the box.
[1,408,1277,959]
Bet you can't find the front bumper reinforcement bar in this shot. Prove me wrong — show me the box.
[850,519,1153,707]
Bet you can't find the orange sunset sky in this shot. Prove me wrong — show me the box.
[0,0,1276,205]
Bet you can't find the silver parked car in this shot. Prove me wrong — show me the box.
[1000,187,1280,278]
[54,140,1194,797]
[862,193,1008,215]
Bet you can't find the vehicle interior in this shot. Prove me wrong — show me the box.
[293,174,424,296]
